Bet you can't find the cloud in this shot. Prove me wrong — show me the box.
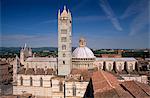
[122,0,149,36]
[121,0,148,19]
[129,9,148,36]
[99,0,123,31]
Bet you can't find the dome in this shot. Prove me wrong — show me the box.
[72,47,95,58]
[72,38,95,58]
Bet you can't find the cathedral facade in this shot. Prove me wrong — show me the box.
[13,6,137,98]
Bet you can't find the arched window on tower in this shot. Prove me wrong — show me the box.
[40,77,43,87]
[63,61,65,65]
[30,77,33,86]
[20,76,23,86]
[63,53,66,57]
[62,45,66,50]
[72,83,76,96]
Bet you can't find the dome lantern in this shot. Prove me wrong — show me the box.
[79,38,86,47]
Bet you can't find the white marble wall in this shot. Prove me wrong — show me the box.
[24,61,57,69]
[17,75,54,87]
[65,82,88,97]
[94,59,137,71]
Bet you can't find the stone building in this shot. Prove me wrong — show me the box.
[94,58,137,73]
[0,61,10,84]
[72,38,95,69]
[13,6,139,98]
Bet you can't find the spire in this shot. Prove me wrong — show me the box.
[58,9,60,17]
[64,5,66,10]
[24,43,27,50]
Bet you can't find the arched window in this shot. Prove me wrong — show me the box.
[129,63,133,71]
[62,45,66,50]
[59,82,63,92]
[124,61,128,71]
[63,53,66,57]
[103,61,106,71]
[119,65,122,71]
[30,77,33,86]
[61,37,67,42]
[72,83,76,96]
[99,63,102,69]
[108,63,112,71]
[40,78,43,87]
[63,61,65,65]
[20,77,23,86]
[50,79,52,87]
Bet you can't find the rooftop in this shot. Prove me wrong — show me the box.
[26,57,57,62]
[96,57,137,61]
[18,68,55,75]
[91,70,150,98]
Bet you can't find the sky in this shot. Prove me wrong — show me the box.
[1,0,150,49]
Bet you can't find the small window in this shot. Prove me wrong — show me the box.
[61,29,67,34]
[73,84,76,96]
[40,78,43,87]
[61,37,67,42]
[62,45,66,50]
[63,53,66,57]
[20,77,23,85]
[63,61,65,65]
[59,82,63,92]
[50,80,52,87]
[30,77,33,86]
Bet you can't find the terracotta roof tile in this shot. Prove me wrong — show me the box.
[25,68,35,75]
[92,71,134,98]
[121,81,149,98]
[46,68,55,75]
[70,69,91,81]
[18,68,26,74]
[136,81,150,96]
[36,68,45,75]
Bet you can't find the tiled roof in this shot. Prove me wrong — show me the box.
[18,68,26,74]
[25,68,35,75]
[96,57,137,61]
[36,68,45,75]
[26,57,57,62]
[136,81,150,96]
[70,69,91,81]
[0,61,8,65]
[18,68,55,75]
[46,68,55,75]
[121,81,150,98]
[91,70,150,98]
[92,70,119,94]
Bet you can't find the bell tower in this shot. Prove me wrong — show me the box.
[58,6,72,75]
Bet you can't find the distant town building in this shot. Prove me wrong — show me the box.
[0,61,11,84]
[101,54,122,58]
[0,61,12,95]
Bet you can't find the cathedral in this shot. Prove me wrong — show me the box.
[13,6,137,98]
